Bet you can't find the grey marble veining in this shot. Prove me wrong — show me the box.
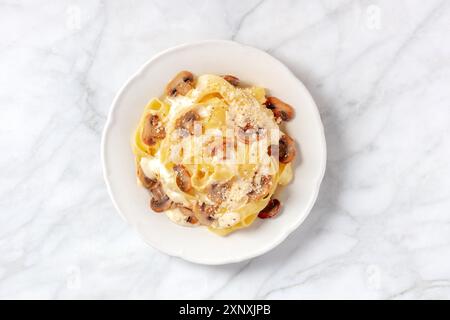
[1,0,449,299]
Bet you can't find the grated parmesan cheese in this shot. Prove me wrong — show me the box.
[220,178,252,210]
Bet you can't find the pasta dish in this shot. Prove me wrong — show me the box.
[132,71,296,235]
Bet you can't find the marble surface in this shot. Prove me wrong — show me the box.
[1,0,450,299]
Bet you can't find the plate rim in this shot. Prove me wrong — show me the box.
[101,40,327,265]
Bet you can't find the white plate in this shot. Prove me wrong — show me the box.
[101,40,326,265]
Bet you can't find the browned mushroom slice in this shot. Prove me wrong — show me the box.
[141,114,166,146]
[166,71,194,97]
[175,110,201,136]
[150,195,172,212]
[207,180,233,204]
[264,97,295,121]
[247,175,273,200]
[222,75,240,86]
[278,134,296,164]
[193,202,216,226]
[173,164,192,193]
[237,124,266,144]
[149,183,172,212]
[258,199,281,219]
[137,164,158,190]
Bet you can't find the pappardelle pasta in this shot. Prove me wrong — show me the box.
[132,71,296,236]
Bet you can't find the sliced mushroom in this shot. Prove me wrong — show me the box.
[222,75,240,86]
[193,202,216,226]
[247,175,272,200]
[175,110,201,136]
[166,71,194,97]
[264,97,295,121]
[258,199,281,219]
[173,164,192,193]
[149,183,172,212]
[150,195,172,212]
[137,164,158,190]
[278,134,296,164]
[237,123,266,144]
[207,180,233,204]
[141,114,166,146]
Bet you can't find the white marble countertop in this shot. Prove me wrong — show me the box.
[1,0,449,299]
